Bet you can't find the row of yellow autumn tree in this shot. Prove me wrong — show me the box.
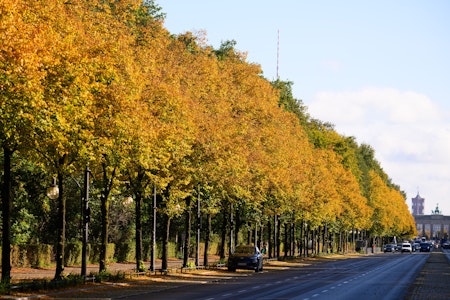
[0,0,415,283]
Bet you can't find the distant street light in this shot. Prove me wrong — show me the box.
[46,177,59,200]
[123,196,133,206]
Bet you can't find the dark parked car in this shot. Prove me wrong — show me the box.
[228,245,263,272]
[442,242,450,249]
[420,242,432,252]
[384,244,395,253]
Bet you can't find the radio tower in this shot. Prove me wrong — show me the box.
[276,29,280,80]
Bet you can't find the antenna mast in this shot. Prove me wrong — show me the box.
[276,29,280,80]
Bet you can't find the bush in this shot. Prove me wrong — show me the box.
[95,270,126,283]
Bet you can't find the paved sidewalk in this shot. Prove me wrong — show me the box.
[7,257,202,282]
[405,247,450,299]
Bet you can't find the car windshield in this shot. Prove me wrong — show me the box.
[234,246,256,255]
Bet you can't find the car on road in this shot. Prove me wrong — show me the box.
[383,244,395,253]
[228,245,263,272]
[413,243,421,252]
[442,242,450,249]
[420,242,432,252]
[401,242,412,253]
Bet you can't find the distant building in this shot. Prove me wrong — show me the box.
[411,193,425,215]
[414,203,450,240]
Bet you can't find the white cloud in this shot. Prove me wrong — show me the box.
[307,87,450,215]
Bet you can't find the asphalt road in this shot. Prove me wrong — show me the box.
[13,249,450,300]
[117,252,428,300]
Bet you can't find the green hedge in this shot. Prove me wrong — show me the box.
[89,243,115,264]
[115,243,135,263]
[9,244,52,268]
[65,242,82,266]
[0,241,221,268]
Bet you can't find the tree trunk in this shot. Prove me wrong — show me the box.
[1,147,13,284]
[135,192,143,271]
[293,222,296,256]
[183,197,192,268]
[195,194,201,267]
[204,213,212,266]
[161,213,171,271]
[315,227,318,254]
[323,224,328,253]
[133,169,145,272]
[267,219,272,259]
[306,227,311,257]
[276,216,281,257]
[99,163,115,273]
[284,223,288,257]
[299,221,303,257]
[247,222,251,245]
[229,205,234,256]
[54,168,65,280]
[219,212,226,260]
[99,191,109,273]
[233,206,239,251]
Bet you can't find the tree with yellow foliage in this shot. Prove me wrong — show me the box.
[0,0,55,283]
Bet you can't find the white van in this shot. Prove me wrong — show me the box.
[401,242,412,253]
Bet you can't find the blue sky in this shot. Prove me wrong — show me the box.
[159,1,450,216]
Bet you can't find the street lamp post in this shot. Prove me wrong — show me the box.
[229,203,234,256]
[46,177,60,279]
[195,188,201,267]
[150,185,156,272]
[47,176,64,280]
